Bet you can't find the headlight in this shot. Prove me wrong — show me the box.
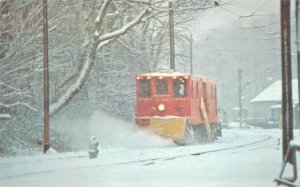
[158,103,165,111]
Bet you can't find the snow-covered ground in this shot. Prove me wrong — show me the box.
[1,126,298,187]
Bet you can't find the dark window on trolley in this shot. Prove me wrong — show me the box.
[139,79,151,97]
[174,79,187,97]
[156,79,168,95]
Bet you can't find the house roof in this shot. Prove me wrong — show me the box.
[251,79,299,103]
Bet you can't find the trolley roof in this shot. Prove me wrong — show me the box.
[137,70,188,77]
[136,70,215,82]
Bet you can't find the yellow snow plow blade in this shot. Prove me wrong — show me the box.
[144,118,187,140]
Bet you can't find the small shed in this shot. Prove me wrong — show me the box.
[231,107,248,122]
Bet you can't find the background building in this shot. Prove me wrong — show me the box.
[250,79,299,128]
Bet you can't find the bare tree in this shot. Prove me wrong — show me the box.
[0,1,42,117]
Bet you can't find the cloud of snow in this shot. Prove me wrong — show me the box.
[58,111,174,151]
[53,114,91,151]
[87,111,175,149]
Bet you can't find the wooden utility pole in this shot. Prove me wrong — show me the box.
[296,0,300,129]
[43,0,50,153]
[190,34,193,75]
[280,0,295,167]
[281,0,294,164]
[169,0,175,70]
[275,1,298,185]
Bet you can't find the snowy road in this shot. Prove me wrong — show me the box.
[0,128,294,187]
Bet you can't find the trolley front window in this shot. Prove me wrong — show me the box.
[139,79,151,97]
[174,79,187,97]
[156,79,168,95]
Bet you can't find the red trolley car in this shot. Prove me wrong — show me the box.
[135,70,221,145]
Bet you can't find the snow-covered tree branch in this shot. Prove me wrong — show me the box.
[49,1,151,117]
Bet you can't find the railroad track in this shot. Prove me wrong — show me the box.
[0,129,276,180]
